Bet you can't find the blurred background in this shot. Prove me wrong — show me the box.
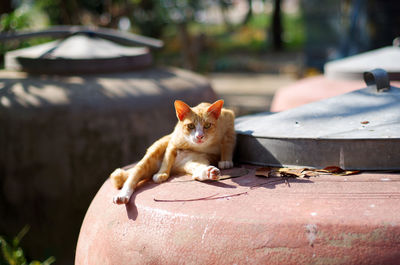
[1,0,399,264]
[2,0,399,113]
[2,0,399,71]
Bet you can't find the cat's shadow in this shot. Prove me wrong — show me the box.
[124,180,158,221]
[232,175,314,190]
[125,198,139,221]
[198,179,237,189]
[124,174,238,221]
[219,166,314,190]
[124,168,314,221]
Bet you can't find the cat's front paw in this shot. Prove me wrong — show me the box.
[113,188,134,204]
[218,160,234,169]
[193,166,221,181]
[207,166,221,180]
[153,173,169,183]
[113,195,130,204]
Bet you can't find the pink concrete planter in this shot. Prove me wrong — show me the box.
[270,75,400,112]
[76,168,400,264]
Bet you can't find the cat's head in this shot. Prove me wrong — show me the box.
[174,100,224,145]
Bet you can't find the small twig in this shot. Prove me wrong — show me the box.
[208,191,248,200]
[153,191,248,202]
[250,179,287,189]
[154,193,219,202]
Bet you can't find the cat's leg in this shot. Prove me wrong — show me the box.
[113,166,147,204]
[175,152,221,181]
[113,158,162,204]
[111,167,139,204]
[218,128,236,169]
[113,135,170,204]
[218,160,233,169]
[113,180,135,204]
[194,164,221,181]
[110,168,128,189]
[187,162,221,181]
[152,144,177,183]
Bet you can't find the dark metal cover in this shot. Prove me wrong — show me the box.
[0,25,164,48]
[2,26,163,74]
[325,46,400,80]
[235,69,400,170]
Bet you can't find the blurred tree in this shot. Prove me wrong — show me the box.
[35,0,129,28]
[131,0,166,37]
[0,0,46,66]
[217,0,235,31]
[158,0,204,70]
[35,0,80,25]
[0,10,30,32]
[242,0,253,25]
[271,0,282,50]
[1,0,294,71]
[0,0,13,15]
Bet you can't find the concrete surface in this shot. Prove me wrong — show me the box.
[76,72,400,264]
[0,67,216,265]
[271,75,400,112]
[76,167,400,264]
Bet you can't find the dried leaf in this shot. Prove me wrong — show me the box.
[301,170,320,178]
[361,121,370,124]
[278,168,306,177]
[337,170,361,176]
[318,166,344,174]
[255,167,272,178]
[256,165,361,181]
[317,166,360,176]
[268,170,282,178]
[257,167,318,178]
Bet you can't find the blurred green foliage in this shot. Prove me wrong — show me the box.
[0,226,55,265]
[0,1,49,31]
[0,1,51,67]
[0,0,304,72]
[160,11,304,72]
[0,11,30,32]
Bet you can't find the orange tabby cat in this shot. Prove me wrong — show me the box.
[110,99,236,204]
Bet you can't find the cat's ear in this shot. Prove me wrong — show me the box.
[207,100,224,119]
[174,100,191,121]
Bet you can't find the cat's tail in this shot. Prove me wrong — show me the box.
[110,134,171,189]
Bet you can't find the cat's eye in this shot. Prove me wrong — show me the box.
[187,123,195,129]
[204,123,212,129]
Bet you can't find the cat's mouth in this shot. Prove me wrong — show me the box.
[194,139,204,144]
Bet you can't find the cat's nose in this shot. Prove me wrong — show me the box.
[196,134,204,140]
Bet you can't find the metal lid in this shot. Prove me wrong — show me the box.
[324,46,400,80]
[235,69,400,170]
[1,26,164,74]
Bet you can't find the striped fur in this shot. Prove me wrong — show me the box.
[111,100,235,204]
